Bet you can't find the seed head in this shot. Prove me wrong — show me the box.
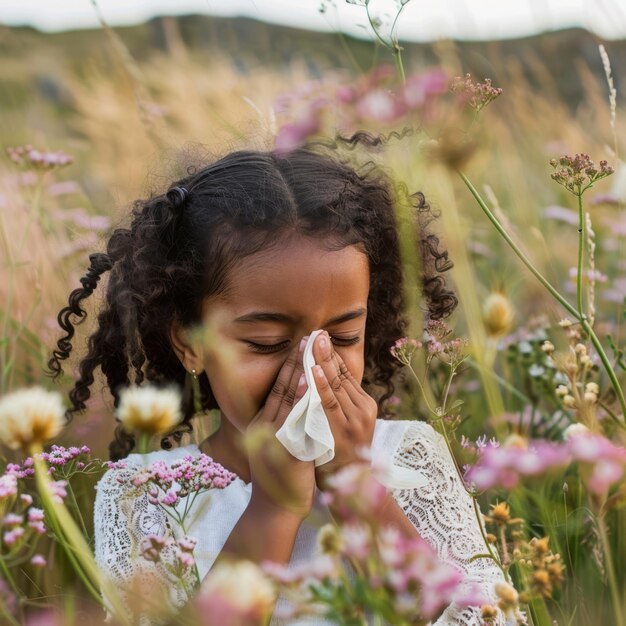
[0,387,66,452]
[482,292,515,337]
[117,386,183,436]
[451,74,503,112]
[550,154,613,196]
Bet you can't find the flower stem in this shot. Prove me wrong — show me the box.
[459,171,579,319]
[597,514,624,625]
[392,48,406,84]
[460,171,626,420]
[31,446,131,625]
[576,193,585,318]
[583,319,626,419]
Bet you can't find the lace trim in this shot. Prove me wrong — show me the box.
[391,421,506,625]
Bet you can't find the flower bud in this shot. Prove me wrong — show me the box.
[556,385,569,397]
[583,392,598,403]
[562,395,577,408]
[563,423,589,440]
[482,292,515,337]
[541,341,555,355]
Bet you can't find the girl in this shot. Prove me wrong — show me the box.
[49,140,506,625]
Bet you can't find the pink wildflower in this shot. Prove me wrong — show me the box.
[30,554,47,567]
[3,513,23,527]
[47,480,67,503]
[341,523,371,560]
[275,104,323,155]
[404,69,448,108]
[178,536,197,553]
[20,494,33,506]
[356,89,405,122]
[3,526,25,546]
[139,534,171,562]
[0,473,18,498]
[178,551,195,569]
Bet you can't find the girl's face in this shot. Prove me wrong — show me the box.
[200,235,370,431]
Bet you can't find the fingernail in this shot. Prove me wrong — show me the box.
[314,365,324,378]
[298,373,306,388]
[299,337,307,351]
[318,334,328,350]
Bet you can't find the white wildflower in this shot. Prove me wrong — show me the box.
[0,387,65,451]
[117,386,182,435]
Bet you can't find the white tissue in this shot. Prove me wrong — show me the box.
[275,331,334,467]
[275,331,429,489]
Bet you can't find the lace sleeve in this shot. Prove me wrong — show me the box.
[390,421,507,626]
[93,468,193,623]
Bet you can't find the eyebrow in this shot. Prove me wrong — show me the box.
[234,307,367,326]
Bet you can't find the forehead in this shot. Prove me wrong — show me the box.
[209,236,370,321]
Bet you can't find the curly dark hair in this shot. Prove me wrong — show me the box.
[48,138,457,460]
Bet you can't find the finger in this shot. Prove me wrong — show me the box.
[330,349,365,405]
[262,340,300,421]
[313,364,347,424]
[313,332,353,408]
[275,337,308,423]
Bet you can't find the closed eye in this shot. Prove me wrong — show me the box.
[330,335,361,347]
[245,335,360,354]
[245,340,291,354]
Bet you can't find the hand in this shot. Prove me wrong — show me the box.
[311,331,378,490]
[245,338,316,519]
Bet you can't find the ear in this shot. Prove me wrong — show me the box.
[169,321,204,374]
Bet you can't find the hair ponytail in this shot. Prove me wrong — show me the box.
[47,252,113,377]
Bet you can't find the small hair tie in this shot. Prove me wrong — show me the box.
[166,186,189,213]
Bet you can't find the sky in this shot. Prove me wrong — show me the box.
[2,0,626,41]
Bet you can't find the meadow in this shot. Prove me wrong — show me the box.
[1,6,625,625]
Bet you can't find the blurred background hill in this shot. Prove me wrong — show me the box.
[1,16,624,127]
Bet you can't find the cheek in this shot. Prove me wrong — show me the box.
[205,352,283,427]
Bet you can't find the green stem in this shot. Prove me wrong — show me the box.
[406,365,437,416]
[392,48,406,84]
[466,357,531,404]
[598,400,626,431]
[460,171,626,419]
[0,599,21,626]
[584,319,626,419]
[576,193,585,318]
[471,496,509,581]
[459,172,579,319]
[66,481,90,540]
[365,2,392,51]
[597,514,624,626]
[0,552,21,598]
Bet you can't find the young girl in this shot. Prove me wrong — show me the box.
[49,141,506,625]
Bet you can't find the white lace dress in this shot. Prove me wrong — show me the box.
[94,419,506,625]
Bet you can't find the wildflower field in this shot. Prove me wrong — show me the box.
[1,4,626,625]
